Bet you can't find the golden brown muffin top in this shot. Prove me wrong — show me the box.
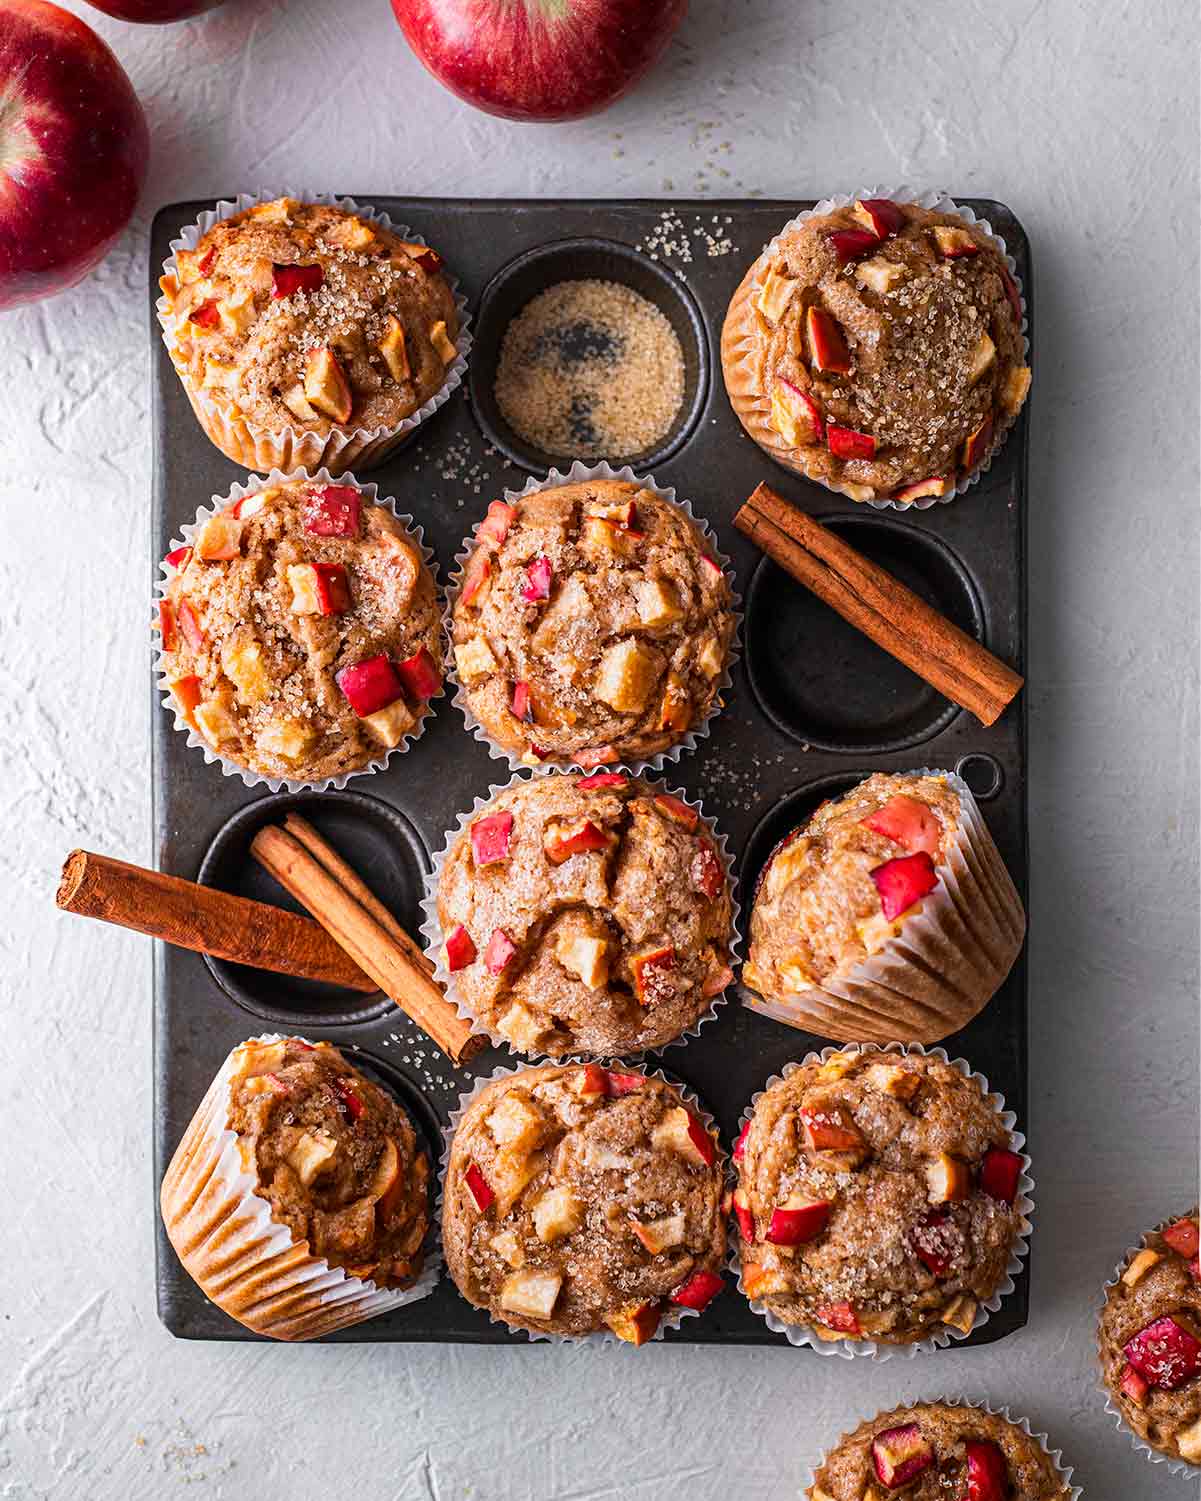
[160,198,459,436]
[736,1048,1024,1344]
[450,480,734,766]
[443,1064,726,1340]
[159,477,442,781]
[227,1037,430,1290]
[436,772,734,1057]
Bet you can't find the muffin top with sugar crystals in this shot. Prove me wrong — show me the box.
[160,198,459,436]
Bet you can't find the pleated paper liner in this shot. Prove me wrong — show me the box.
[154,467,445,795]
[801,1398,1080,1500]
[1097,1207,1201,1478]
[418,768,741,1061]
[740,768,1026,1046]
[157,190,472,476]
[720,186,1029,511]
[444,459,742,777]
[439,1061,727,1345]
[159,1034,441,1342]
[730,1042,1034,1360]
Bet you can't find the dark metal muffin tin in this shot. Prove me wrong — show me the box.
[150,197,1030,1344]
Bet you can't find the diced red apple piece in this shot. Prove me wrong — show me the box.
[871,1422,934,1488]
[302,484,361,537]
[1124,1315,1201,1390]
[964,1439,1008,1501]
[337,654,404,716]
[771,377,824,445]
[653,793,699,831]
[829,227,881,262]
[573,1063,609,1100]
[961,416,994,470]
[853,198,905,238]
[871,851,938,920]
[189,298,220,329]
[827,423,878,461]
[521,555,553,602]
[816,1301,861,1336]
[177,600,205,650]
[630,945,676,1004]
[606,1300,660,1345]
[742,1263,787,1299]
[164,545,192,571]
[195,515,242,561]
[396,646,440,701]
[464,1162,493,1212]
[483,928,516,976]
[912,1211,953,1278]
[766,1196,830,1246]
[800,1105,867,1157]
[933,224,980,258]
[604,1070,644,1097]
[862,794,943,856]
[576,771,628,791]
[170,674,203,722]
[470,811,514,867]
[1119,1362,1150,1408]
[701,961,733,997]
[444,923,476,972]
[670,1269,724,1311]
[979,1146,1024,1204]
[287,561,351,616]
[926,1153,972,1204]
[460,554,492,607]
[543,818,615,866]
[333,1076,365,1120]
[500,1268,562,1321]
[272,261,324,298]
[510,680,531,722]
[378,314,410,383]
[157,600,178,652]
[629,1212,686,1255]
[732,1120,751,1163]
[805,305,852,374]
[652,1106,715,1168]
[893,475,952,504]
[732,1187,755,1241]
[556,932,610,990]
[478,499,516,546]
[303,346,353,424]
[1163,1218,1200,1258]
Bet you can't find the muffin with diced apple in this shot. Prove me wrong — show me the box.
[807,1401,1074,1500]
[734,1047,1029,1347]
[742,770,1025,1044]
[1098,1209,1201,1468]
[158,196,462,475]
[432,771,734,1058]
[450,479,735,768]
[160,1036,433,1341]
[443,1064,727,1341]
[157,475,442,785]
[721,195,1030,505]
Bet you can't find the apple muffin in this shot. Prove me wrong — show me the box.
[1098,1209,1201,1467]
[450,479,735,767]
[433,771,734,1057]
[734,1048,1028,1346]
[160,1036,433,1340]
[158,196,461,474]
[742,770,1025,1044]
[442,1064,727,1341]
[158,475,442,784]
[808,1402,1073,1500]
[722,196,1031,504]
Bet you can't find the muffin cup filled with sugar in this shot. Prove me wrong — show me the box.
[721,188,1030,510]
[157,192,471,476]
[731,1044,1034,1359]
[154,468,444,793]
[446,460,740,775]
[159,1034,440,1342]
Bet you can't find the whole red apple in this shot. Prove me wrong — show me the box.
[0,0,149,309]
[390,0,688,122]
[82,0,225,20]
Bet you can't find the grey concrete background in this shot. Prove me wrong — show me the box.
[1,1,1197,1496]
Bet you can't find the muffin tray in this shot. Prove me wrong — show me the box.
[149,196,1030,1344]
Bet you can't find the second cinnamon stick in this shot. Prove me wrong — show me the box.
[736,484,1024,727]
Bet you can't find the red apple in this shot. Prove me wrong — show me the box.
[964,1439,1008,1501]
[732,1187,755,1241]
[303,485,362,537]
[337,654,404,716]
[483,927,516,975]
[1118,1362,1150,1408]
[805,306,851,375]
[543,817,615,866]
[444,922,476,971]
[464,1161,493,1212]
[870,851,938,920]
[732,1120,751,1163]
[853,198,904,238]
[816,1301,861,1336]
[177,600,204,650]
[827,423,878,461]
[521,555,553,602]
[630,944,676,1003]
[0,1,148,309]
[157,600,177,652]
[961,416,994,471]
[573,1063,608,1099]
[83,0,224,19]
[604,1070,643,1096]
[510,680,532,721]
[862,794,942,856]
[389,0,689,123]
[272,262,324,299]
[477,499,517,545]
[979,1146,1024,1205]
[1124,1315,1201,1390]
[1163,1218,1200,1259]
[652,792,698,830]
[871,1423,934,1488]
[333,1077,365,1121]
[828,227,880,263]
[690,840,724,901]
[911,1210,953,1278]
[576,771,628,791]
[766,1197,830,1246]
[396,646,441,701]
[470,811,513,867]
[670,1269,723,1311]
[800,1105,866,1156]
[893,475,952,504]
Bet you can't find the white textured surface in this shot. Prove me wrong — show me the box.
[2,0,1198,1496]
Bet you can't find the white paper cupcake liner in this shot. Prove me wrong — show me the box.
[419,768,740,1060]
[159,1032,441,1342]
[156,190,472,476]
[439,1061,727,1345]
[154,466,445,794]
[801,1397,1080,1499]
[740,767,1026,1045]
[444,459,742,777]
[725,186,1029,511]
[730,1042,1034,1360]
[1097,1210,1201,1478]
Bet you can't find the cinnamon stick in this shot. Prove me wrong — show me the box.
[56,849,377,992]
[735,483,1024,727]
[250,824,482,1065]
